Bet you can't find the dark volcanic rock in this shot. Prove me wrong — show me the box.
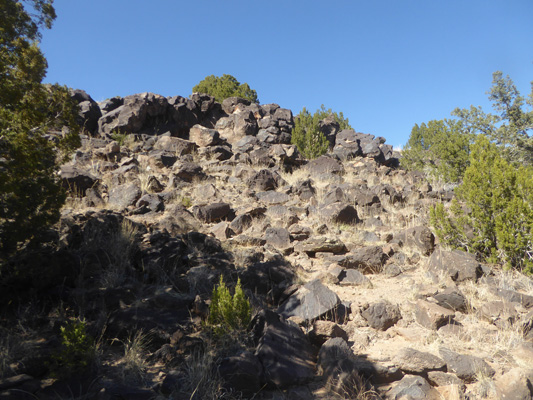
[360,301,401,331]
[338,269,371,287]
[252,310,315,388]
[415,300,455,330]
[192,202,232,223]
[108,183,142,209]
[393,226,435,256]
[489,287,533,309]
[342,246,387,273]
[439,347,495,383]
[432,288,468,312]
[387,375,441,400]
[71,89,102,135]
[264,227,291,249]
[218,350,264,396]
[294,237,347,255]
[394,348,446,375]
[319,202,360,225]
[428,247,483,282]
[317,337,367,397]
[60,165,98,195]
[247,169,278,191]
[308,321,349,346]
[278,279,341,322]
[307,155,344,175]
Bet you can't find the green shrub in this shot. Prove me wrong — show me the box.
[52,319,95,377]
[208,276,251,334]
[401,119,471,182]
[291,107,329,159]
[430,135,533,273]
[192,74,258,103]
[291,105,351,160]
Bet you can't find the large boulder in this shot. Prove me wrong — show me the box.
[60,165,98,195]
[108,183,142,209]
[341,246,387,273]
[192,203,233,223]
[393,226,435,256]
[360,301,402,331]
[428,247,483,282]
[307,155,344,176]
[318,202,360,225]
[70,89,102,135]
[98,92,171,135]
[278,279,341,322]
[252,310,316,388]
[167,95,200,137]
[438,347,495,383]
[218,350,264,396]
[387,375,441,400]
[189,124,223,147]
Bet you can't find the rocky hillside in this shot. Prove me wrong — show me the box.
[1,90,533,400]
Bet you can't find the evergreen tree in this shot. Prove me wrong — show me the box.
[430,135,533,273]
[401,119,470,182]
[192,74,259,103]
[0,0,80,256]
[291,105,351,159]
[452,71,533,164]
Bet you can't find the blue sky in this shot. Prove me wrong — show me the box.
[40,1,533,148]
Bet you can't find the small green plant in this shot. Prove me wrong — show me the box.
[52,318,95,377]
[181,196,192,208]
[111,130,128,146]
[208,276,251,334]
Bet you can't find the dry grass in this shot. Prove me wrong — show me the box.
[116,330,150,384]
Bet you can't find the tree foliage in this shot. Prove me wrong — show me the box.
[430,135,533,274]
[452,71,533,164]
[401,119,471,182]
[0,0,80,256]
[192,74,259,103]
[291,105,351,159]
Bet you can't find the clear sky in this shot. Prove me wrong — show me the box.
[40,1,533,148]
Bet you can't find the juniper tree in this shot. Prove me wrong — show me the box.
[291,105,351,159]
[452,71,533,165]
[401,119,471,182]
[0,0,80,256]
[192,74,259,103]
[430,135,533,274]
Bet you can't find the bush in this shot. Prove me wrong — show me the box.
[52,319,95,377]
[401,119,470,182]
[208,276,251,334]
[192,74,258,103]
[430,135,533,273]
[291,105,351,159]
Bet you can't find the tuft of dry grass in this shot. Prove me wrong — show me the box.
[117,330,150,384]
